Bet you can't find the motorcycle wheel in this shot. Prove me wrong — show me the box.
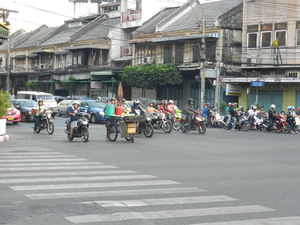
[47,122,55,135]
[241,122,250,132]
[163,120,172,134]
[197,124,207,134]
[143,124,154,138]
[90,115,96,124]
[173,121,181,131]
[294,125,300,134]
[67,134,74,141]
[125,136,134,143]
[107,125,118,142]
[81,126,89,142]
[34,126,41,134]
[282,124,291,134]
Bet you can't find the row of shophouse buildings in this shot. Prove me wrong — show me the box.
[1,0,300,110]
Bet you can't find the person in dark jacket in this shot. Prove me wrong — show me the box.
[268,104,279,130]
[67,101,81,138]
[229,103,238,130]
[185,98,197,132]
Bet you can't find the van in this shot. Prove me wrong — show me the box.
[16,91,58,111]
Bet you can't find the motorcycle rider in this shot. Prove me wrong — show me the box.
[185,98,197,132]
[34,99,47,131]
[268,104,279,130]
[229,103,238,130]
[131,100,145,116]
[67,101,81,138]
[147,101,158,115]
[225,102,232,124]
[297,107,300,116]
[287,106,296,130]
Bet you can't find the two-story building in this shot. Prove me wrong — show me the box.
[130,0,243,107]
[222,0,300,111]
[0,14,123,97]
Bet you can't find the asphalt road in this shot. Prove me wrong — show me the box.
[1,118,300,225]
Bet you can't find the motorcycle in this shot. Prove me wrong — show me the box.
[137,114,154,138]
[151,112,172,133]
[181,112,207,134]
[34,111,54,135]
[223,112,250,132]
[290,116,300,134]
[262,114,290,134]
[65,112,90,142]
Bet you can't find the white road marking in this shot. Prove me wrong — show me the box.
[0,158,87,162]
[0,162,103,167]
[11,180,179,191]
[26,187,205,200]
[0,174,156,184]
[0,148,51,152]
[0,155,76,159]
[65,205,274,223]
[83,195,237,207]
[0,152,64,156]
[0,170,137,178]
[0,165,117,171]
[190,217,300,225]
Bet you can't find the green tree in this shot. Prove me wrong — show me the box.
[120,64,183,90]
[0,91,12,118]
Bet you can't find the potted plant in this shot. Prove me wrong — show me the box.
[0,91,12,135]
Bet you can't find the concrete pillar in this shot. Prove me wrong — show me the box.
[238,85,248,108]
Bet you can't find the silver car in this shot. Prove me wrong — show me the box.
[57,100,74,116]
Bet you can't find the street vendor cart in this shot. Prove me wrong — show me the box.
[106,115,145,143]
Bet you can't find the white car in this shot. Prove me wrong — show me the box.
[16,91,58,111]
[57,100,75,116]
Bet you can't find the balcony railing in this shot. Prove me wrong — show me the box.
[122,10,141,22]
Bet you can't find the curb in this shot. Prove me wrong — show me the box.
[0,135,9,142]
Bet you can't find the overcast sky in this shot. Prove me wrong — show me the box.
[0,0,217,33]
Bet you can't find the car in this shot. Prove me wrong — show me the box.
[80,100,106,123]
[2,107,21,124]
[57,100,75,116]
[16,91,58,112]
[13,99,37,122]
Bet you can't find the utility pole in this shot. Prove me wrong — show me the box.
[199,8,206,109]
[0,8,18,93]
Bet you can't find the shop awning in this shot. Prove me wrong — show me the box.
[12,54,26,59]
[152,32,219,43]
[221,77,300,83]
[65,44,110,50]
[91,70,114,81]
[112,56,133,62]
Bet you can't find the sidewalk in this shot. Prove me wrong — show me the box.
[0,135,9,142]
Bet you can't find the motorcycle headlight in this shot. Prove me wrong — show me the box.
[146,117,151,121]
[196,117,202,121]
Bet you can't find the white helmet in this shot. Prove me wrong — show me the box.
[72,101,80,106]
[169,100,174,104]
[270,104,275,109]
[253,106,257,110]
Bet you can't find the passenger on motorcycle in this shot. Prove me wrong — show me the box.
[34,99,47,131]
[67,101,81,138]
[287,106,296,130]
[185,98,197,132]
[104,98,117,140]
[268,104,279,130]
[225,103,232,124]
[202,104,209,121]
[167,100,175,114]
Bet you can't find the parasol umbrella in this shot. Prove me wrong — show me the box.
[116,81,124,106]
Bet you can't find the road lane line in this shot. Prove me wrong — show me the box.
[83,195,237,207]
[11,180,179,191]
[26,187,205,200]
[0,165,117,171]
[0,148,51,152]
[0,155,76,159]
[0,152,64,156]
[0,162,103,167]
[190,217,300,225]
[0,158,87,162]
[0,175,156,184]
[0,170,137,178]
[65,205,274,223]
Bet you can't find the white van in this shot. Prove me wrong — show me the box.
[16,91,58,111]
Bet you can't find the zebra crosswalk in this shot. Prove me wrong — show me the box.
[0,146,298,225]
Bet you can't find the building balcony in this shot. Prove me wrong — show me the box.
[121,10,142,28]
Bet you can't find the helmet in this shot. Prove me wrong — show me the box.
[133,100,140,106]
[72,101,80,106]
[292,106,295,110]
[270,104,275,109]
[287,106,292,110]
[188,98,194,103]
[169,100,174,104]
[228,102,232,106]
[253,106,257,110]
[38,99,43,103]
[162,99,168,104]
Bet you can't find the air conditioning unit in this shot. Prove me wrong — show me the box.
[143,57,152,64]
[39,64,46,69]
[286,71,300,78]
[123,46,132,56]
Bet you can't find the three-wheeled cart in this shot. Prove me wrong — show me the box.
[106,115,145,143]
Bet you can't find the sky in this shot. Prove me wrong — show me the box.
[0,0,218,33]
